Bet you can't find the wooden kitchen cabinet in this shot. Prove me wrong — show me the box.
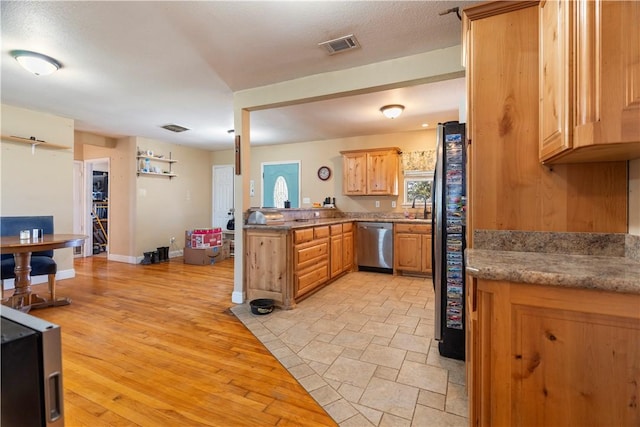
[463,1,628,245]
[467,278,640,426]
[245,228,291,306]
[340,148,400,196]
[330,222,355,278]
[539,0,640,163]
[294,226,329,298]
[393,223,432,275]
[342,222,354,272]
[246,222,354,309]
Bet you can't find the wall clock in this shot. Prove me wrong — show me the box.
[317,166,331,181]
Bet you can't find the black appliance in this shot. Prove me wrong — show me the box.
[1,306,64,426]
[432,121,466,360]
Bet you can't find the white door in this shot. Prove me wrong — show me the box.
[73,161,85,257]
[212,165,234,229]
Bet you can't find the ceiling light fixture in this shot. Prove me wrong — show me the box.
[380,104,405,119]
[11,50,61,76]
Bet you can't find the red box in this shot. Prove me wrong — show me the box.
[189,228,222,248]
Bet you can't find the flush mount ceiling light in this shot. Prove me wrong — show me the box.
[11,50,61,76]
[380,104,405,119]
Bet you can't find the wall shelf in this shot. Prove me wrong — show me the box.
[1,134,71,151]
[136,151,178,178]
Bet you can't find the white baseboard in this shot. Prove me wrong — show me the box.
[108,253,138,264]
[232,291,245,304]
[1,268,76,290]
[109,249,184,265]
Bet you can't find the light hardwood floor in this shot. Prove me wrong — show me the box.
[28,256,337,427]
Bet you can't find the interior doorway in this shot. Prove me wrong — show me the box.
[81,158,110,257]
[212,165,235,230]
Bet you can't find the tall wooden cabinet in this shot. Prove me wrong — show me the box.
[463,1,627,248]
[539,0,640,163]
[340,148,400,196]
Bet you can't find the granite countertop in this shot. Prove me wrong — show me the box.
[466,231,640,295]
[244,217,432,230]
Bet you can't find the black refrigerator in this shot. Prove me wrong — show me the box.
[432,121,466,361]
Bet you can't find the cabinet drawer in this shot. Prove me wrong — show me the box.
[294,228,314,244]
[295,239,329,269]
[343,222,353,232]
[314,226,330,239]
[295,262,329,297]
[330,224,343,235]
[395,223,431,234]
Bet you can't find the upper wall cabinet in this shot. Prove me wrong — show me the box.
[539,0,640,163]
[340,147,400,196]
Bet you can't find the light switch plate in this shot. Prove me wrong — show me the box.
[391,201,396,208]
[375,200,380,208]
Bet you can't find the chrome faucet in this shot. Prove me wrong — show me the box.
[411,196,429,219]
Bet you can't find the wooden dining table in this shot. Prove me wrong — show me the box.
[1,234,86,312]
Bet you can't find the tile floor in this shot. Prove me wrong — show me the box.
[231,271,468,426]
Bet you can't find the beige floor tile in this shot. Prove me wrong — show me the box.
[412,403,467,427]
[360,343,407,369]
[351,403,383,426]
[379,412,412,427]
[390,332,431,354]
[298,340,345,365]
[374,365,400,381]
[331,329,374,350]
[397,360,449,394]
[359,377,419,420]
[360,320,399,338]
[231,271,468,426]
[325,399,359,424]
[310,384,342,406]
[325,356,377,388]
[310,318,347,335]
[445,382,468,418]
[417,389,446,411]
[338,383,365,403]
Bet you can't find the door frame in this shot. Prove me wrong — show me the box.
[83,158,110,257]
[212,164,235,229]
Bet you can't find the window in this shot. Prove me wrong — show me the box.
[403,170,434,207]
[273,176,289,208]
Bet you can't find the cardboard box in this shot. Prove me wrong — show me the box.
[183,246,214,265]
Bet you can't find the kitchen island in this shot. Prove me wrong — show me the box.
[244,209,432,309]
[465,231,640,426]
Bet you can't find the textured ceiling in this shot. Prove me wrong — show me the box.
[1,1,473,151]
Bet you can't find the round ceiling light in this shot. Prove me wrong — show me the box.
[380,104,405,119]
[11,50,61,76]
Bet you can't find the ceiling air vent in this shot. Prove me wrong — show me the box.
[161,124,189,133]
[318,34,360,55]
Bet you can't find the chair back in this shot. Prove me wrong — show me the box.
[0,216,55,260]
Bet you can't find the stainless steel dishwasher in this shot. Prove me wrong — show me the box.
[357,222,393,273]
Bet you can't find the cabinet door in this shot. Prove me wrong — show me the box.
[394,233,422,272]
[330,234,343,278]
[573,0,640,149]
[343,230,354,272]
[422,234,432,273]
[367,151,398,196]
[245,231,288,300]
[342,152,367,195]
[539,0,572,161]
